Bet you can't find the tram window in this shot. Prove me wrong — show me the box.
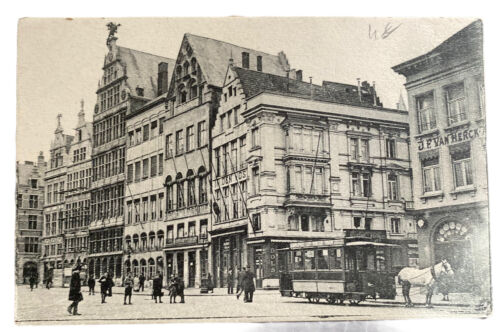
[366,251,376,270]
[293,250,304,270]
[328,248,342,269]
[317,249,329,270]
[376,249,386,271]
[304,250,316,270]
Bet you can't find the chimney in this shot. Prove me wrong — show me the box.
[357,78,361,102]
[309,77,313,99]
[296,70,303,82]
[38,151,44,165]
[372,81,377,106]
[157,62,169,96]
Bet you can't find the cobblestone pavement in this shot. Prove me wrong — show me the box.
[15,285,488,324]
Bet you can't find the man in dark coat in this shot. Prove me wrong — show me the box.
[87,275,95,295]
[242,266,256,303]
[139,273,145,292]
[152,272,163,303]
[98,272,111,304]
[29,274,36,291]
[176,277,185,303]
[67,267,83,315]
[207,273,214,293]
[227,268,234,294]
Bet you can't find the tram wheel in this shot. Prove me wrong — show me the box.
[326,297,335,304]
[313,297,320,303]
[336,298,344,305]
[349,299,361,305]
[307,297,312,303]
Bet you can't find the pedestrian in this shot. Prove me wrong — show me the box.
[139,273,145,292]
[123,272,134,305]
[67,267,83,315]
[29,274,36,291]
[152,272,163,303]
[227,268,234,294]
[207,273,214,293]
[242,266,255,303]
[439,274,451,301]
[35,273,39,288]
[168,276,178,303]
[236,268,242,294]
[133,274,140,292]
[87,275,95,295]
[107,273,115,297]
[236,267,245,300]
[45,273,53,289]
[176,277,185,303]
[98,272,110,304]
[401,279,413,307]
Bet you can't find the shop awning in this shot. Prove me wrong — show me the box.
[346,241,400,247]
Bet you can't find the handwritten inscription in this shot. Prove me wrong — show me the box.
[369,22,402,40]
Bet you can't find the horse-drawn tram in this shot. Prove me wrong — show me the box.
[279,238,400,305]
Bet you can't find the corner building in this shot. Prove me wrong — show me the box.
[393,20,489,300]
[213,66,416,289]
[88,34,172,285]
[163,34,294,288]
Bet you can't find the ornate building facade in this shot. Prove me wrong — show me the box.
[16,153,46,284]
[212,65,416,288]
[41,115,74,286]
[123,58,173,283]
[88,29,173,285]
[393,20,489,300]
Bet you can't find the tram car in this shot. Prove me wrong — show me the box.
[279,238,399,304]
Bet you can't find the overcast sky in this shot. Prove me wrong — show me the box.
[16,17,475,163]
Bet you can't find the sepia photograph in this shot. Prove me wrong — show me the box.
[13,15,493,326]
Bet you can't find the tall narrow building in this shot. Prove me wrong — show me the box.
[41,115,74,286]
[16,152,46,284]
[88,24,174,284]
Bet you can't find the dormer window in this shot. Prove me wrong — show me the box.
[136,87,144,97]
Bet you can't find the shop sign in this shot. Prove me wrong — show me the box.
[220,169,247,185]
[417,127,485,151]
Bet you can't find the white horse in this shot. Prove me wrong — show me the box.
[397,259,454,308]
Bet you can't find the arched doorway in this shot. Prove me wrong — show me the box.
[148,258,156,278]
[23,262,38,284]
[433,220,474,292]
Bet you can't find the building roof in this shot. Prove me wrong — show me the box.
[183,33,291,88]
[393,20,483,76]
[232,67,385,109]
[117,46,175,99]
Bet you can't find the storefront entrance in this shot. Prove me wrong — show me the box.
[188,251,196,287]
[177,252,184,280]
[434,221,475,292]
[22,262,38,284]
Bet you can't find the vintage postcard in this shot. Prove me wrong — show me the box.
[15,17,492,325]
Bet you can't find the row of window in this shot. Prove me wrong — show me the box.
[219,105,240,133]
[17,194,40,209]
[213,181,247,223]
[92,147,126,181]
[65,200,91,230]
[23,237,39,253]
[166,120,207,157]
[88,227,124,254]
[214,135,247,177]
[43,243,62,257]
[92,111,126,148]
[222,85,239,104]
[165,169,209,211]
[287,214,325,232]
[126,193,165,224]
[90,183,125,221]
[288,127,325,155]
[99,85,120,113]
[44,211,64,236]
[287,165,325,195]
[50,151,64,169]
[422,148,473,193]
[64,236,88,253]
[127,117,166,147]
[73,147,87,163]
[103,65,118,86]
[126,153,164,183]
[46,181,65,205]
[416,80,484,133]
[67,168,91,191]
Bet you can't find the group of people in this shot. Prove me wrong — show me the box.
[231,266,256,303]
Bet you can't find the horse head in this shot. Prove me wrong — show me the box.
[439,259,454,277]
